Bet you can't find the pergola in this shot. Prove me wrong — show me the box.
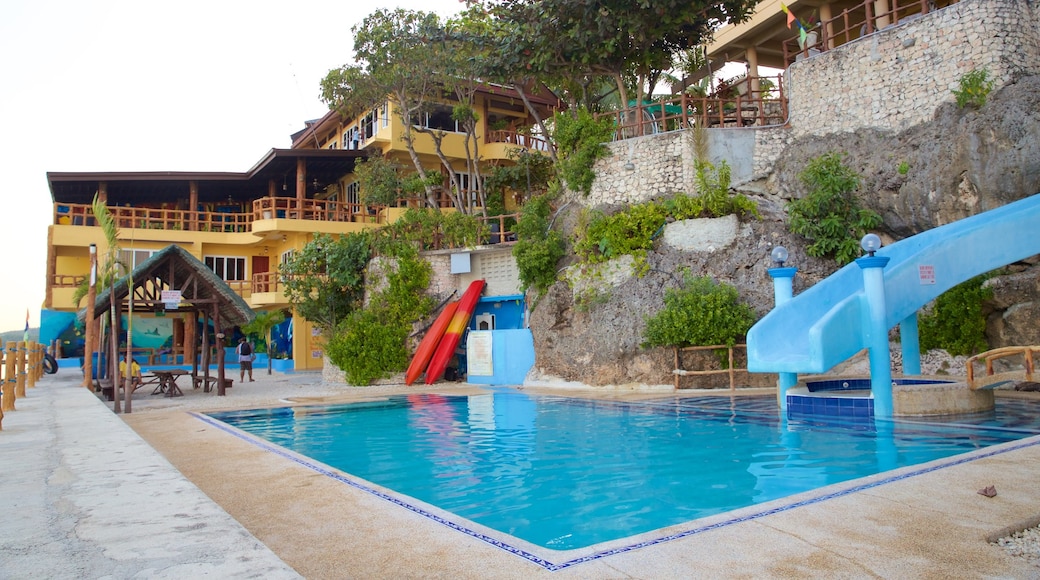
[85,245,255,412]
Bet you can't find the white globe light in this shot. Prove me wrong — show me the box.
[770,246,789,265]
[860,233,882,255]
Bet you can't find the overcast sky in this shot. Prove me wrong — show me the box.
[0,0,464,332]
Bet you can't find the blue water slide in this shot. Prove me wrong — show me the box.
[748,193,1040,374]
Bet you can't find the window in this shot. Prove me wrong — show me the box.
[457,173,484,207]
[204,255,246,281]
[414,104,463,133]
[344,127,360,150]
[345,181,361,208]
[381,101,390,128]
[118,249,155,275]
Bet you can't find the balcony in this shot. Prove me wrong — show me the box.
[484,130,553,160]
[598,75,788,141]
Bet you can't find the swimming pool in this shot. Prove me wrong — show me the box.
[204,389,1040,552]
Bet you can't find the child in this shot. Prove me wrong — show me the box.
[119,354,142,391]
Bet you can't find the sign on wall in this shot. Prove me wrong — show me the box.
[467,331,493,376]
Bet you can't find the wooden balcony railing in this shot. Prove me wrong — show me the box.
[486,130,553,152]
[782,0,954,65]
[52,200,519,249]
[251,271,284,294]
[597,75,787,140]
[252,196,387,223]
[52,274,85,288]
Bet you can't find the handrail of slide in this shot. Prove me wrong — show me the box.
[748,193,1040,374]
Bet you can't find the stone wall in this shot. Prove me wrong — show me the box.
[585,0,1038,208]
[788,0,1040,137]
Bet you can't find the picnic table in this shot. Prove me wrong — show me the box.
[148,369,189,398]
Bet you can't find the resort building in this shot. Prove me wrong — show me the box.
[43,82,560,373]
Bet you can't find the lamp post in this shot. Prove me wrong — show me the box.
[83,243,97,388]
[856,233,894,419]
[767,246,798,413]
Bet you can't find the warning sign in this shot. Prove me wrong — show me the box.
[467,331,494,376]
[918,265,936,285]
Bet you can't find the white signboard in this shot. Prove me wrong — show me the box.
[467,331,494,376]
[160,289,182,310]
[918,265,936,285]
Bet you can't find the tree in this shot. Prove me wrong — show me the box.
[242,310,287,375]
[321,9,448,210]
[479,0,758,112]
[280,232,371,335]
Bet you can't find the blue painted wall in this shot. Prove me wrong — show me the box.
[472,295,525,331]
[467,329,535,386]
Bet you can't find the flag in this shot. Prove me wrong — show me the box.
[24,308,29,343]
[781,3,795,29]
[799,27,808,46]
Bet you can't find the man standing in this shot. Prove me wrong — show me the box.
[236,337,254,382]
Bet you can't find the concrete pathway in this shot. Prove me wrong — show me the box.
[0,367,301,579]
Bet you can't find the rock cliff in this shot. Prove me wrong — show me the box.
[528,75,1040,387]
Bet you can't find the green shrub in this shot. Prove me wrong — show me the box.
[326,308,410,385]
[513,192,566,298]
[787,153,882,265]
[953,69,994,108]
[574,203,668,267]
[693,160,760,219]
[919,274,994,356]
[552,108,615,196]
[897,160,910,176]
[642,275,756,351]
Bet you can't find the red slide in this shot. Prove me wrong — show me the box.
[424,279,485,384]
[404,301,459,385]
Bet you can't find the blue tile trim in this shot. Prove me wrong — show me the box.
[191,411,1040,573]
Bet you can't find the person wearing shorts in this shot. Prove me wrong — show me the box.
[237,337,254,382]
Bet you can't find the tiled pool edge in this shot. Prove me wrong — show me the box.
[191,411,1040,572]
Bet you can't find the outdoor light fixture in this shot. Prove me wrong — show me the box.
[860,233,882,257]
[770,245,789,267]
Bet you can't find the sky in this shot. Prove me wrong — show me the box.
[0,0,465,332]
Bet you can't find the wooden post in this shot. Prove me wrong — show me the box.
[15,341,27,399]
[83,243,97,387]
[27,342,37,388]
[215,304,226,396]
[111,300,121,414]
[296,157,307,214]
[3,342,16,411]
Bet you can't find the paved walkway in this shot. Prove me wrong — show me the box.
[0,367,301,579]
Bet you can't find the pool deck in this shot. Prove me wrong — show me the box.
[3,367,1040,578]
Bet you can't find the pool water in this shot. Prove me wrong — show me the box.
[206,390,1040,551]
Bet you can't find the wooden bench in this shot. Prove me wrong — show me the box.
[192,375,233,392]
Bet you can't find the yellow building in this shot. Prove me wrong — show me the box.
[43,82,558,371]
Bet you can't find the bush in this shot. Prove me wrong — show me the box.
[326,308,410,385]
[552,108,615,195]
[919,274,994,356]
[787,152,882,265]
[953,69,994,109]
[574,203,668,267]
[642,275,756,350]
[513,194,566,297]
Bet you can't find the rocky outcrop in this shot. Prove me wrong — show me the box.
[529,76,1040,387]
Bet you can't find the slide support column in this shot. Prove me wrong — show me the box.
[900,313,921,376]
[768,266,798,413]
[857,256,893,419]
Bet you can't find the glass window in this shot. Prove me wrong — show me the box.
[204,255,246,281]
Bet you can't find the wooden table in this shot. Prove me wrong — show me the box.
[148,369,189,398]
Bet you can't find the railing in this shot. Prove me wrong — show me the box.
[252,196,387,224]
[673,344,749,390]
[251,271,284,294]
[597,75,787,141]
[52,200,520,247]
[54,203,252,232]
[782,0,952,65]
[486,130,553,152]
[966,345,1038,390]
[52,274,85,288]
